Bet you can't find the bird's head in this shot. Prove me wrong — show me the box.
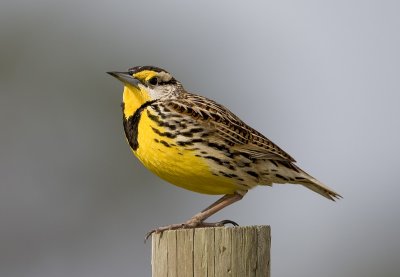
[108,66,182,118]
[108,65,181,100]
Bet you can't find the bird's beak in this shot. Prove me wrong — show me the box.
[107,71,141,89]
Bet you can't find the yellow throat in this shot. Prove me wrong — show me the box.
[122,69,162,119]
[122,85,150,119]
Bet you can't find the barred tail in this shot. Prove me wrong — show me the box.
[263,160,342,201]
[292,165,342,201]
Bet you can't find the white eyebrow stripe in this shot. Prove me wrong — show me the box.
[158,71,172,82]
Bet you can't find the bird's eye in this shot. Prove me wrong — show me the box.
[148,77,159,86]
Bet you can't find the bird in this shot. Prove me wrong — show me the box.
[107,66,341,236]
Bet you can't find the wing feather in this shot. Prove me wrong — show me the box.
[161,93,296,162]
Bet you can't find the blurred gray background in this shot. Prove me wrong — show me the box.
[1,0,399,276]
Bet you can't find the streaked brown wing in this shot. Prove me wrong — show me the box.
[162,93,296,162]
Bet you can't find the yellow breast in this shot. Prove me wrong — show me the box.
[121,84,241,195]
[132,111,239,195]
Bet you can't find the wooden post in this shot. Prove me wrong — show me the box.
[152,225,271,277]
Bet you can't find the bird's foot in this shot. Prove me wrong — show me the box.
[145,219,238,242]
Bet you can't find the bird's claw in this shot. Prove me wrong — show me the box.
[144,219,239,242]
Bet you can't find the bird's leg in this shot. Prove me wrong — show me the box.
[146,192,246,240]
[186,192,244,226]
[200,194,233,212]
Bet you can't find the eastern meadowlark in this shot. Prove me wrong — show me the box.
[108,66,341,235]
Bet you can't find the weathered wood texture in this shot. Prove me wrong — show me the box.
[152,226,271,277]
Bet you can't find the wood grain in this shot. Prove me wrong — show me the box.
[152,226,270,277]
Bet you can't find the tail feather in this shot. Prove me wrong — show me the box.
[262,161,342,200]
[297,175,341,201]
[292,165,342,201]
